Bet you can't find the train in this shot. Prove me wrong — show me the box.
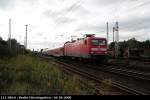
[43,34,108,60]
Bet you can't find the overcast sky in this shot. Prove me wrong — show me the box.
[0,0,150,50]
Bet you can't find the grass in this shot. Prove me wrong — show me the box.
[0,55,96,95]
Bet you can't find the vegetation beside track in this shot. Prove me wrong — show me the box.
[0,55,95,95]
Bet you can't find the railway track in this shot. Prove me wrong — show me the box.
[88,64,150,82]
[41,56,102,95]
[41,56,148,95]
[56,58,150,82]
[58,63,102,95]
[43,59,103,94]
[57,59,150,94]
[129,57,150,63]
[53,60,147,95]
[109,58,150,67]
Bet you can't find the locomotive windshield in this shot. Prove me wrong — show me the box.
[92,39,106,46]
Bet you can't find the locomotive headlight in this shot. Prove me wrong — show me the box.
[91,48,98,51]
[90,51,94,54]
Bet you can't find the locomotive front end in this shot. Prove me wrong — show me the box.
[89,38,108,59]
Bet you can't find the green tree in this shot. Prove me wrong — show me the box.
[0,37,2,40]
[108,42,115,50]
[127,38,139,48]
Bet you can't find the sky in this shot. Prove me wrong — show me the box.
[0,0,150,50]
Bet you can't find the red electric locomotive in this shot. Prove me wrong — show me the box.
[44,34,108,60]
[64,34,108,59]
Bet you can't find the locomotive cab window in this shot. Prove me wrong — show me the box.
[92,39,106,46]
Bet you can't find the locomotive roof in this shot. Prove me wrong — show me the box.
[91,37,106,39]
[65,36,106,44]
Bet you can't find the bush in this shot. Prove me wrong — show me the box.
[0,55,95,95]
[144,49,150,57]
